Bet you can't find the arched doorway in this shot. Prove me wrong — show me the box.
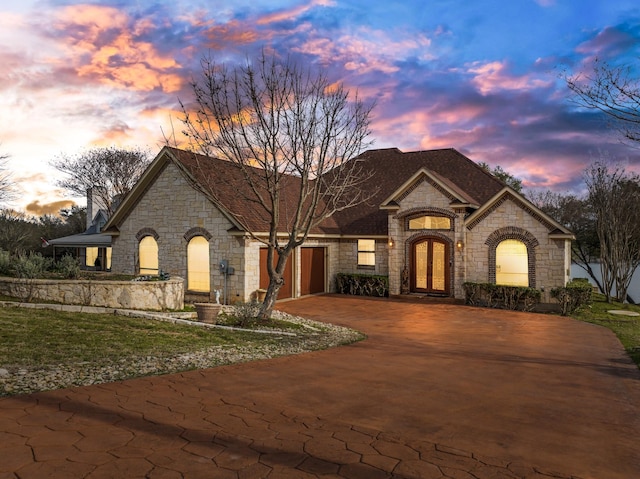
[411,238,450,295]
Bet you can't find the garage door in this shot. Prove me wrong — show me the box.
[259,248,292,300]
[301,247,325,296]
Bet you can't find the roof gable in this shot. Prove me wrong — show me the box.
[380,167,479,210]
[465,187,574,237]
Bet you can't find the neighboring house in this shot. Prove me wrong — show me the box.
[103,146,574,304]
[48,189,112,270]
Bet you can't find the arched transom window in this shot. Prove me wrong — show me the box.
[187,236,210,292]
[408,215,451,230]
[495,239,528,287]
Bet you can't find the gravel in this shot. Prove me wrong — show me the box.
[0,309,364,397]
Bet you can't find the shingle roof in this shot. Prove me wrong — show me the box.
[328,148,505,235]
[166,147,505,237]
[166,148,341,235]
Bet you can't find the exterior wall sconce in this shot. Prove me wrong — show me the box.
[456,240,464,251]
[388,237,394,247]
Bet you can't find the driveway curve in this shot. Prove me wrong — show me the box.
[1,295,639,479]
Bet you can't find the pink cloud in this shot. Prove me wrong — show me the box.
[257,0,336,25]
[295,27,433,74]
[468,61,550,95]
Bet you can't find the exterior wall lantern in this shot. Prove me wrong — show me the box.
[456,240,464,251]
[388,237,394,247]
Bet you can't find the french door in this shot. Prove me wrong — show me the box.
[411,238,450,295]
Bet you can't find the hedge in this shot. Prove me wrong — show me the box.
[336,273,389,297]
[550,278,593,316]
[463,282,541,311]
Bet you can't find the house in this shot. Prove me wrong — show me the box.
[103,146,574,304]
[48,189,112,270]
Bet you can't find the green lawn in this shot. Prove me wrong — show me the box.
[0,307,279,368]
[571,294,640,367]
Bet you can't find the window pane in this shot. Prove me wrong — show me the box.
[106,247,112,270]
[85,247,98,267]
[409,216,451,230]
[357,239,375,266]
[139,236,159,275]
[358,252,376,266]
[432,241,446,291]
[496,239,528,287]
[188,236,210,292]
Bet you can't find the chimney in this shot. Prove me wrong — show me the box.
[86,187,107,230]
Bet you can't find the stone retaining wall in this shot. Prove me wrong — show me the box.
[0,277,184,311]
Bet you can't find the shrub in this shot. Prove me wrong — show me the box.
[551,278,593,316]
[0,249,12,276]
[13,252,53,279]
[55,254,80,279]
[336,273,389,297]
[463,282,541,311]
[229,301,262,328]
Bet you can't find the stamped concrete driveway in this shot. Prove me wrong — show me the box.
[1,295,639,478]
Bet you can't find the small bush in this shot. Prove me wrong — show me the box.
[336,273,389,297]
[229,301,262,328]
[551,279,593,316]
[13,252,53,279]
[55,254,80,279]
[463,282,541,311]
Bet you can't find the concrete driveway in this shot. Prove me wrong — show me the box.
[1,295,639,478]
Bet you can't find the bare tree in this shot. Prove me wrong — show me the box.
[50,146,152,216]
[566,59,640,144]
[0,209,32,255]
[528,189,602,292]
[179,52,375,319]
[0,149,16,206]
[584,162,640,302]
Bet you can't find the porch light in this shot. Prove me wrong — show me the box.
[456,240,464,251]
[388,237,394,247]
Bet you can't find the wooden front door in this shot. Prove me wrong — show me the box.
[411,238,450,295]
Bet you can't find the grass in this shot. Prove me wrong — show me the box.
[571,294,640,367]
[0,307,277,369]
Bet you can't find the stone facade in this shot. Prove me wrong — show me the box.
[465,195,570,303]
[0,277,184,311]
[110,162,246,302]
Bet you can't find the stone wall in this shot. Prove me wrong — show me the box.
[0,277,184,311]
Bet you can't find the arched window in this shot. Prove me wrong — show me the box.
[139,236,158,275]
[496,239,528,287]
[187,236,210,292]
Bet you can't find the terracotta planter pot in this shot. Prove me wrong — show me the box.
[256,289,267,302]
[194,303,221,324]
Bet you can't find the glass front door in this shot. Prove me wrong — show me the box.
[412,239,449,294]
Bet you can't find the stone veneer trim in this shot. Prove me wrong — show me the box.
[184,227,213,242]
[136,228,159,241]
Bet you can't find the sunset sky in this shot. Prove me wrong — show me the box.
[1,0,639,216]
